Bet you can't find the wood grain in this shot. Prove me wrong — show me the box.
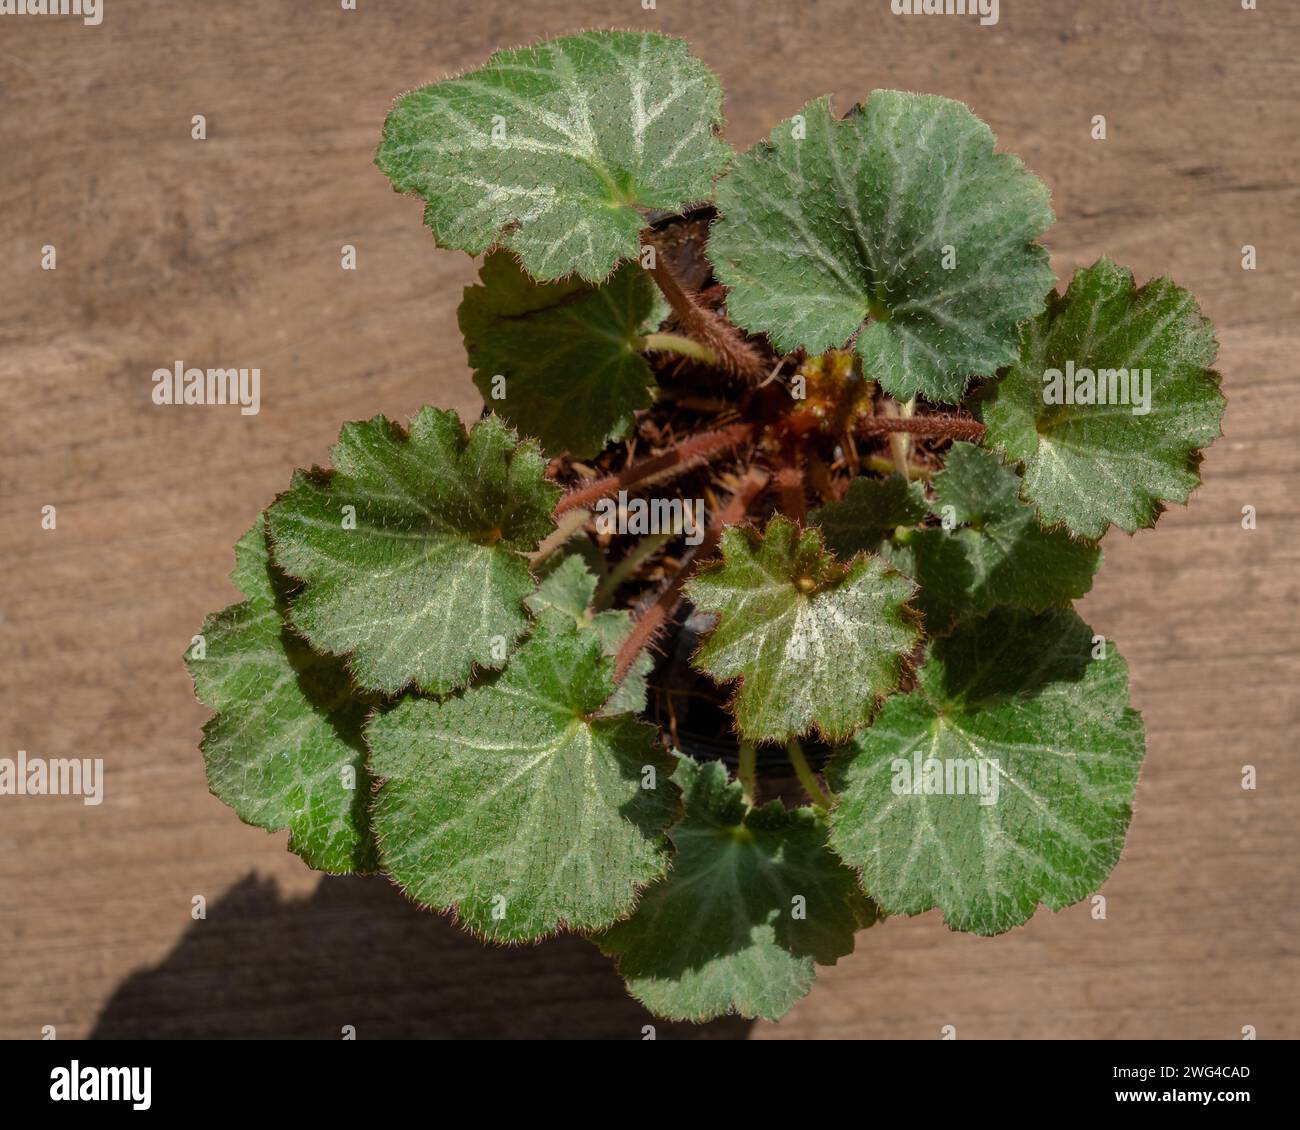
[1,0,1297,1040]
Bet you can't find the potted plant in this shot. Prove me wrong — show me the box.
[188,30,1223,1023]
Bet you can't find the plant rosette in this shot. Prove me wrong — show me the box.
[188,30,1223,1023]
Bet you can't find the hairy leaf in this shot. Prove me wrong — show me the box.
[829,607,1145,935]
[460,251,667,458]
[812,450,1101,632]
[880,530,974,636]
[376,30,731,282]
[924,443,1100,620]
[976,259,1224,538]
[267,409,558,696]
[526,549,607,622]
[526,551,650,716]
[187,520,376,873]
[367,614,678,941]
[686,516,919,743]
[599,756,873,1021]
[810,474,928,558]
[708,92,1054,401]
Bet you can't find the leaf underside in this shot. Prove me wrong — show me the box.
[367,614,679,942]
[976,258,1224,539]
[376,30,731,282]
[187,520,376,873]
[267,408,558,696]
[829,606,1145,935]
[599,756,873,1022]
[460,251,667,458]
[686,516,920,743]
[708,91,1055,402]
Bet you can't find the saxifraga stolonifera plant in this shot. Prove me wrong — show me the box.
[187,31,1224,1023]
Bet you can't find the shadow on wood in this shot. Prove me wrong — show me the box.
[88,872,752,1041]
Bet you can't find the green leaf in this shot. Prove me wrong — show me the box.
[460,251,667,458]
[708,92,1054,402]
[900,443,1101,631]
[883,530,977,634]
[813,450,1102,632]
[810,474,928,558]
[879,530,975,637]
[685,516,920,743]
[267,409,559,696]
[526,551,651,716]
[975,259,1224,539]
[925,443,1101,618]
[187,520,376,873]
[526,548,606,622]
[828,607,1145,936]
[376,30,731,282]
[809,475,968,631]
[598,756,874,1022]
[367,614,679,941]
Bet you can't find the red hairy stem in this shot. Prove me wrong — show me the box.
[855,414,987,442]
[775,463,807,524]
[554,423,753,516]
[644,237,767,382]
[613,466,770,683]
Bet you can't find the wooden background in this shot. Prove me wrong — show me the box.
[1,0,1297,1040]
